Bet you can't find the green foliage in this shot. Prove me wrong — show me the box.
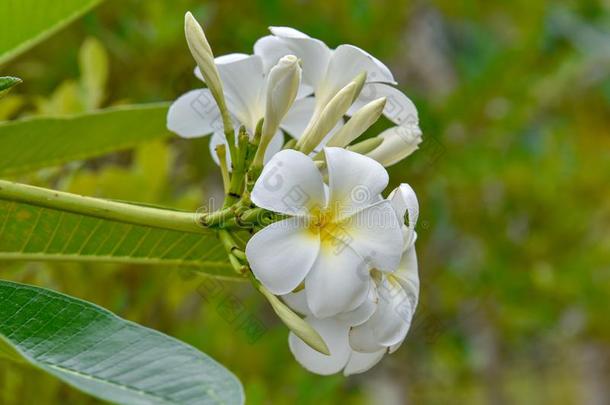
[0,104,171,176]
[0,279,244,404]
[0,179,239,280]
[0,77,22,99]
[0,0,102,65]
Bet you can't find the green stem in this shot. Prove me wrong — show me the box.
[223,129,249,207]
[0,180,207,234]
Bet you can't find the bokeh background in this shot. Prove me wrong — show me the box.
[1,0,609,403]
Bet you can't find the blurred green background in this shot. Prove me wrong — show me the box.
[1,0,609,403]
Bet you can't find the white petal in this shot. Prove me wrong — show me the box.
[349,83,419,127]
[388,183,419,248]
[348,320,385,353]
[388,339,404,354]
[304,244,369,318]
[336,201,404,271]
[325,147,388,219]
[389,184,419,227]
[337,282,378,326]
[393,245,419,307]
[280,97,315,139]
[343,349,385,376]
[265,129,285,161]
[288,317,351,375]
[193,53,251,81]
[270,26,332,90]
[318,44,396,104]
[254,35,293,73]
[251,149,326,216]
[270,26,311,38]
[216,54,266,131]
[281,290,312,316]
[246,217,319,295]
[373,277,413,346]
[215,53,251,64]
[167,89,223,138]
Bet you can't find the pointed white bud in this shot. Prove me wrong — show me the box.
[184,12,231,131]
[366,125,423,167]
[256,55,302,162]
[325,97,386,148]
[257,284,330,355]
[296,72,367,155]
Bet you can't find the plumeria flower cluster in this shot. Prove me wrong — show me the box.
[167,12,422,376]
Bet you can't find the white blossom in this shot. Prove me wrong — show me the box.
[245,148,404,318]
[254,27,421,143]
[285,183,420,375]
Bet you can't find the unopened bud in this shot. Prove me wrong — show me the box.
[297,72,367,155]
[326,97,386,148]
[257,284,330,355]
[346,136,384,154]
[184,12,231,131]
[366,125,423,167]
[262,55,301,139]
[253,55,302,167]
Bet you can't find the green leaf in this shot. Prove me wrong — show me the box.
[0,0,103,65]
[0,180,240,281]
[0,76,22,92]
[0,103,172,176]
[0,76,22,98]
[0,279,245,404]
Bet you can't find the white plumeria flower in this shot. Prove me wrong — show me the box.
[254,27,421,140]
[245,147,404,318]
[167,53,304,165]
[286,184,420,375]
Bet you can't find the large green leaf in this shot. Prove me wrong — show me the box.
[0,279,245,404]
[0,180,240,281]
[0,0,102,65]
[0,103,172,176]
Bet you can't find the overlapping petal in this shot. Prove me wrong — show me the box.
[269,26,332,89]
[246,217,320,295]
[333,200,403,271]
[325,147,388,219]
[215,53,266,131]
[167,89,223,138]
[304,244,369,318]
[318,44,395,105]
[349,82,419,127]
[288,317,351,375]
[389,183,419,248]
[251,149,327,216]
[343,349,385,376]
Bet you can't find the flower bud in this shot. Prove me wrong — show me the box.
[297,72,367,155]
[325,97,386,148]
[346,136,383,154]
[184,12,231,131]
[257,284,330,355]
[262,55,301,138]
[366,125,423,167]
